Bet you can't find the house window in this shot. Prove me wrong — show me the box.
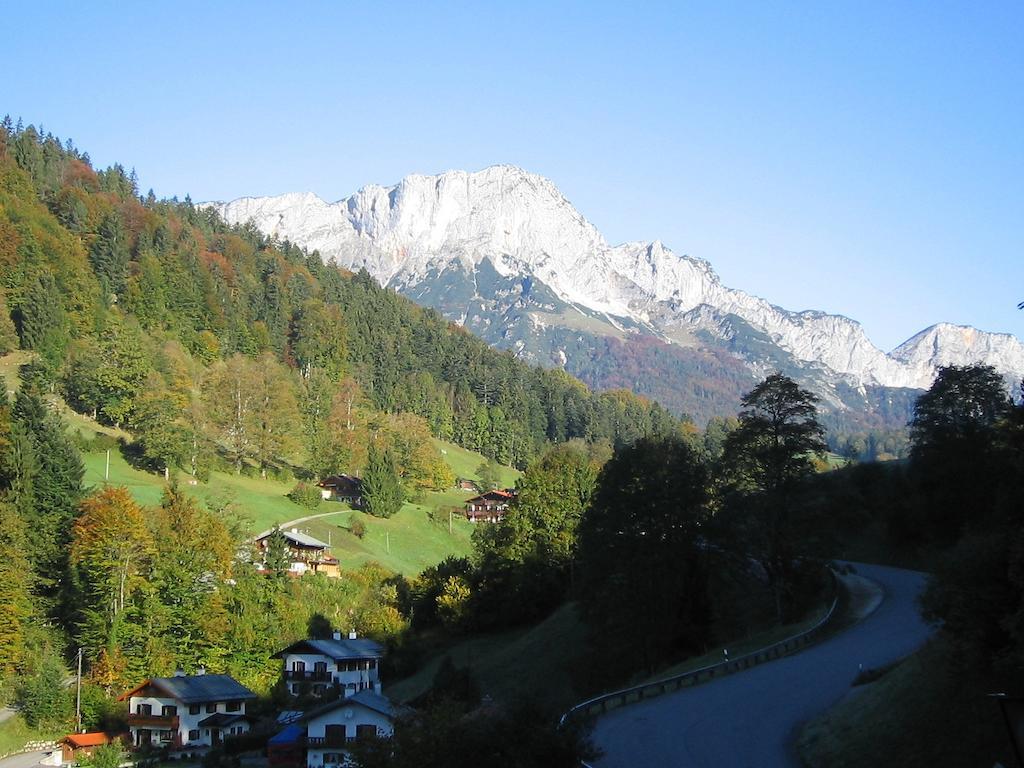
[137,704,152,715]
[162,705,177,717]
[314,661,327,674]
[206,703,217,713]
[226,701,241,712]
[189,704,201,715]
[369,660,377,670]
[291,660,305,672]
[355,724,377,740]
[159,730,173,742]
[188,730,200,742]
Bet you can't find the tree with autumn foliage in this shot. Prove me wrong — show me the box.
[145,485,235,670]
[70,486,154,655]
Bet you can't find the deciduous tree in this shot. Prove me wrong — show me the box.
[721,373,826,622]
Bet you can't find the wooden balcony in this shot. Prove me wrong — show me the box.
[128,713,180,729]
[284,669,333,682]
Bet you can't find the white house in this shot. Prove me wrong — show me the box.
[118,672,256,751]
[272,632,383,699]
[302,690,398,768]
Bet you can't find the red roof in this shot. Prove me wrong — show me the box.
[63,733,113,748]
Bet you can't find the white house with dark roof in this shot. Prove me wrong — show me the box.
[272,631,383,698]
[302,690,399,768]
[118,672,256,751]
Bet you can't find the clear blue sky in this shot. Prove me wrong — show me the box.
[4,1,1022,351]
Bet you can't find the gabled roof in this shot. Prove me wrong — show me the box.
[319,474,362,490]
[62,732,115,748]
[272,637,383,660]
[302,690,399,722]
[254,529,330,549]
[466,489,515,503]
[118,674,256,704]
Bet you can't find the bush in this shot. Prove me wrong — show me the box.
[287,481,322,509]
[350,518,366,539]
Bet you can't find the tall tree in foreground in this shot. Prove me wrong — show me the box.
[721,373,826,622]
[362,443,403,519]
[909,363,1011,544]
[577,436,711,681]
[70,487,154,655]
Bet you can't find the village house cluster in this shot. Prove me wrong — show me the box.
[56,476,523,764]
[62,630,398,768]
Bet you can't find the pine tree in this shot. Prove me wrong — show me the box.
[0,501,34,674]
[0,292,17,354]
[89,212,130,298]
[17,270,68,367]
[363,443,403,518]
[264,525,289,576]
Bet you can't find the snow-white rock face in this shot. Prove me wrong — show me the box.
[207,166,1024,391]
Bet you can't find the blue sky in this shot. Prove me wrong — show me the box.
[4,1,1022,351]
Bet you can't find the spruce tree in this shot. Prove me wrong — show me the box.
[363,443,403,519]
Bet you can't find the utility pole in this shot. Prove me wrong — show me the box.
[386,532,390,554]
[75,648,83,732]
[448,509,452,536]
[104,450,110,481]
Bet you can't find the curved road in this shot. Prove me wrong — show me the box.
[590,563,933,768]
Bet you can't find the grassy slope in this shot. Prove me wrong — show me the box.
[0,714,58,756]
[431,439,519,488]
[636,601,831,686]
[17,364,521,577]
[73,434,512,577]
[386,602,587,713]
[797,639,1013,767]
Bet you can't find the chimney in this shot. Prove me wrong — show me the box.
[349,629,357,640]
[332,631,341,641]
[197,666,206,676]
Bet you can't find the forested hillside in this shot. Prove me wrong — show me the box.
[0,118,682,477]
[0,118,683,736]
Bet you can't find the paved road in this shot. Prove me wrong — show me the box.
[0,752,50,768]
[590,563,933,768]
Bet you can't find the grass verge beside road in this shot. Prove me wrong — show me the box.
[0,714,57,758]
[797,638,1014,767]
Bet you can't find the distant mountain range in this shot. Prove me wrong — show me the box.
[206,166,1024,430]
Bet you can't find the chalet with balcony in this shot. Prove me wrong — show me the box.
[254,528,340,578]
[118,672,256,752]
[464,489,515,523]
[273,631,383,699]
[317,475,363,507]
[302,691,399,768]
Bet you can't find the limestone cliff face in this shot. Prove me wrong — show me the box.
[208,166,1024,394]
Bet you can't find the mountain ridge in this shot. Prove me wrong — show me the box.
[205,166,1024,406]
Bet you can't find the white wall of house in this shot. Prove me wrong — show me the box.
[282,654,381,696]
[305,705,393,768]
[128,694,248,748]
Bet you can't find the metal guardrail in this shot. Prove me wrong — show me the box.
[560,568,842,732]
